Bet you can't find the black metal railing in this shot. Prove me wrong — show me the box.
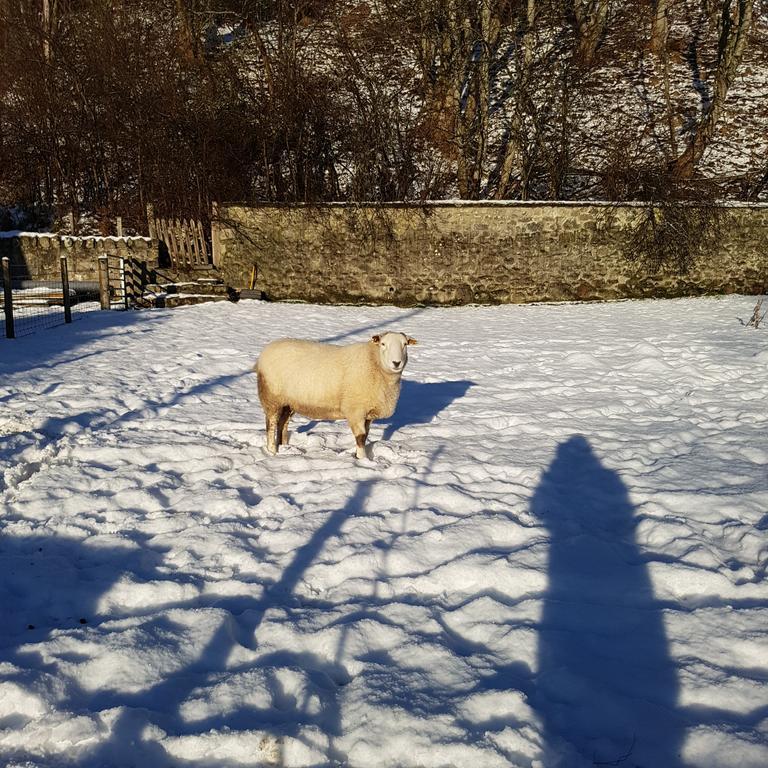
[1,256,100,339]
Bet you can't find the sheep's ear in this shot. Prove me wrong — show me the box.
[406,336,418,345]
[371,335,381,343]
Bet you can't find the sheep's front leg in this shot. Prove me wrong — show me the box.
[348,415,369,460]
[264,410,280,455]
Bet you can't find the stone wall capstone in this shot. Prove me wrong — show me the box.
[215,202,768,305]
[0,233,158,282]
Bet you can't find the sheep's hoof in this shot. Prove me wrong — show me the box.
[263,444,278,456]
[355,446,371,461]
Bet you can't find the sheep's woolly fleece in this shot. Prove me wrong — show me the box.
[1,295,767,768]
[257,333,414,458]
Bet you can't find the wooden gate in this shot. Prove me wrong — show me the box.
[147,204,211,270]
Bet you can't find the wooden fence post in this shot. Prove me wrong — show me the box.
[60,255,72,323]
[147,203,156,240]
[124,257,133,306]
[211,202,222,268]
[2,257,15,339]
[98,255,110,310]
[116,216,123,238]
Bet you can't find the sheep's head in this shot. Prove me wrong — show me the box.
[371,332,417,375]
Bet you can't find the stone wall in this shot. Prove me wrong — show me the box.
[0,233,157,282]
[215,202,768,305]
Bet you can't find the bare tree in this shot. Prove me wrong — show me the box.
[650,0,671,54]
[671,0,754,177]
[404,0,516,198]
[1,0,766,221]
[573,0,611,67]
[493,0,538,198]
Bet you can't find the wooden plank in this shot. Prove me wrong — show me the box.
[167,218,179,269]
[147,203,156,240]
[180,219,191,268]
[175,218,183,268]
[211,202,221,268]
[155,216,164,254]
[166,218,178,268]
[197,219,210,265]
[188,218,198,266]
[157,217,166,263]
[190,219,202,265]
[157,217,167,262]
[172,218,183,268]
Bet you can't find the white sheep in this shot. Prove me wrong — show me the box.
[255,331,417,459]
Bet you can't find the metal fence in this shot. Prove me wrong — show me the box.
[1,255,101,339]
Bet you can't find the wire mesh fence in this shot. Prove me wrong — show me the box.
[1,256,101,340]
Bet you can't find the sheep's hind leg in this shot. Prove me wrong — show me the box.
[277,406,292,449]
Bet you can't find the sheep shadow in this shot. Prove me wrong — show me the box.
[295,379,475,441]
[380,379,475,440]
[530,435,684,767]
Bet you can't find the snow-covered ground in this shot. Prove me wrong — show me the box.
[1,296,767,768]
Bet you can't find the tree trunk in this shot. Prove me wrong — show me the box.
[175,0,199,62]
[671,0,753,177]
[494,0,537,198]
[573,0,610,68]
[650,0,670,56]
[413,1,507,198]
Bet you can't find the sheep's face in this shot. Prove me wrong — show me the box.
[372,332,417,375]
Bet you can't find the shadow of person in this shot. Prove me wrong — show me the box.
[531,435,684,767]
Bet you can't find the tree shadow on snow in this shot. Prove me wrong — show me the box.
[58,478,378,768]
[0,534,164,664]
[0,367,251,482]
[529,434,684,767]
[317,308,424,345]
[19,430,768,767]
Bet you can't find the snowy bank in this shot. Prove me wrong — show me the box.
[1,296,767,767]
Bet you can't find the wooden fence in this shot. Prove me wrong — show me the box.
[147,204,210,270]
